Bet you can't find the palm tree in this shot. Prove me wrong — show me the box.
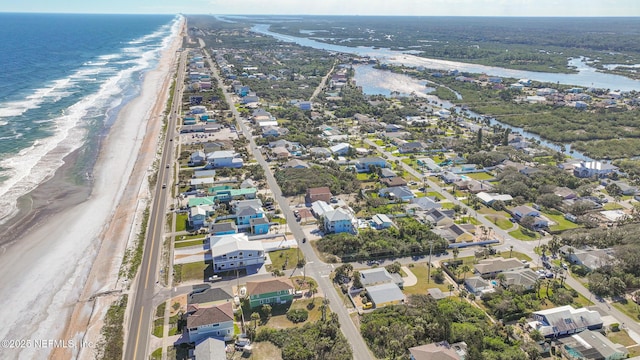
[309,282,318,303]
[509,245,514,258]
[250,312,260,330]
[460,264,471,282]
[452,247,460,262]
[448,284,455,297]
[496,273,507,288]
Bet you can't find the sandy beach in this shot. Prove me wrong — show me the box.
[0,17,184,360]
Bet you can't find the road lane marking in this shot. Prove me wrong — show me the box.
[132,305,144,359]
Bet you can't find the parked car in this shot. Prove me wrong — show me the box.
[362,302,373,310]
[208,275,221,282]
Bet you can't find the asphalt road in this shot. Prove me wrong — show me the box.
[123,49,186,360]
[202,44,374,360]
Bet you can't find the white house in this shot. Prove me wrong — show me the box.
[528,305,603,338]
[209,233,265,274]
[186,302,234,343]
[190,150,206,166]
[371,214,393,230]
[573,161,617,178]
[329,143,351,155]
[476,192,513,205]
[206,151,244,168]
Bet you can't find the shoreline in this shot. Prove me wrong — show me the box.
[0,148,92,248]
[0,16,184,360]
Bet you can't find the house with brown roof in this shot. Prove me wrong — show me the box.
[380,176,408,187]
[409,341,467,360]
[245,278,295,308]
[186,302,234,343]
[474,257,527,278]
[306,187,332,204]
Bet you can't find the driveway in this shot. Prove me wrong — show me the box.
[401,266,418,287]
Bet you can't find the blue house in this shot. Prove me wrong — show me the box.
[379,186,415,202]
[234,85,251,97]
[209,222,238,236]
[250,217,270,234]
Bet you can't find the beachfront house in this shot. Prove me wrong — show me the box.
[206,151,244,168]
[190,150,206,166]
[209,233,265,274]
[186,302,234,343]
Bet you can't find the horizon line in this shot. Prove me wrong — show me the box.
[0,11,638,18]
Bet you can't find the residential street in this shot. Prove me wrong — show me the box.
[203,43,375,360]
[364,138,640,342]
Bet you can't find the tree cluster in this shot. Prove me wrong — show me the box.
[360,295,527,360]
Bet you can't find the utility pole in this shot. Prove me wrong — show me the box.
[427,241,434,284]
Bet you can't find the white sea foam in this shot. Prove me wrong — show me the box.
[0,18,176,225]
[0,120,7,126]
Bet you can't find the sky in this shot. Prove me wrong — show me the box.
[0,0,638,17]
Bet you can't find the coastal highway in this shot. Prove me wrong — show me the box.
[202,44,374,360]
[123,49,186,360]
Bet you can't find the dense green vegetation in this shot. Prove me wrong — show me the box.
[264,16,640,76]
[361,295,530,360]
[274,165,360,196]
[97,295,127,360]
[559,224,640,297]
[317,218,447,261]
[256,314,352,360]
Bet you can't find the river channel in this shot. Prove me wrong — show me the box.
[251,24,640,160]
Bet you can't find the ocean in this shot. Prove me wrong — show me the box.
[0,13,179,225]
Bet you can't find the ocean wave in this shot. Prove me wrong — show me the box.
[0,17,180,225]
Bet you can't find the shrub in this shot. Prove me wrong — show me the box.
[286,309,309,323]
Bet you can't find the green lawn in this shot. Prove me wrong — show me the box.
[465,172,494,181]
[628,346,640,358]
[544,212,582,231]
[603,202,624,210]
[612,298,640,321]
[356,173,375,181]
[440,202,456,210]
[175,234,206,241]
[152,318,164,338]
[175,213,188,232]
[497,251,532,262]
[150,348,162,360]
[508,227,540,241]
[485,214,514,230]
[403,263,452,296]
[455,217,480,225]
[267,248,302,272]
[174,261,210,282]
[155,302,166,318]
[607,329,638,347]
[174,239,205,249]
[426,192,446,200]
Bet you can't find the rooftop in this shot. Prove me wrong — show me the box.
[186,302,234,329]
[245,278,294,296]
